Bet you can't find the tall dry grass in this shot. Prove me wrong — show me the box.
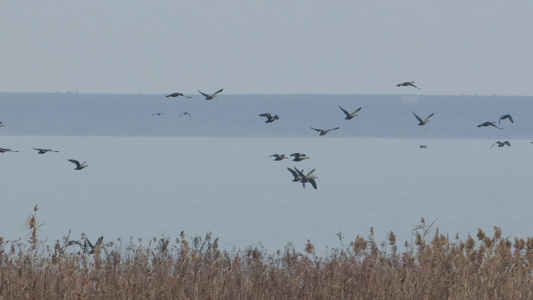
[1,211,532,299]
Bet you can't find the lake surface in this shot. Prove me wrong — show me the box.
[1,136,532,254]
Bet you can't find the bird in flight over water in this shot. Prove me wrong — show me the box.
[166,92,191,98]
[396,81,421,90]
[339,106,362,120]
[412,112,434,126]
[259,113,279,123]
[33,148,59,154]
[477,121,503,130]
[198,88,223,100]
[0,147,18,153]
[311,127,340,136]
[492,141,511,148]
[290,153,310,162]
[499,114,514,125]
[68,159,88,170]
[269,154,288,161]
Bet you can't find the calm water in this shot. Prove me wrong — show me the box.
[1,136,532,253]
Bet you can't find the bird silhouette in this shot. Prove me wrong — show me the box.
[68,159,88,170]
[290,153,310,162]
[152,113,164,116]
[412,112,434,126]
[33,148,59,154]
[166,92,191,98]
[499,114,514,125]
[294,167,318,189]
[311,127,340,136]
[339,106,362,120]
[198,88,223,100]
[269,154,288,161]
[180,112,192,118]
[396,81,421,90]
[477,121,503,130]
[491,141,511,148]
[0,148,18,153]
[259,113,279,123]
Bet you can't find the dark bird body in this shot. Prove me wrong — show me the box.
[0,147,18,153]
[269,154,288,161]
[477,121,503,130]
[492,141,511,148]
[412,112,434,126]
[33,148,59,154]
[166,92,191,98]
[290,153,309,162]
[259,113,279,123]
[396,81,421,90]
[311,127,340,136]
[499,114,514,125]
[339,106,362,120]
[198,88,223,100]
[68,159,88,170]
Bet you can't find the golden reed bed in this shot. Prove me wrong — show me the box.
[1,207,532,299]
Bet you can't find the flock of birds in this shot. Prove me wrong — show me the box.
[0,83,519,178]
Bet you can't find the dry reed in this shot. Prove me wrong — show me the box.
[1,211,532,299]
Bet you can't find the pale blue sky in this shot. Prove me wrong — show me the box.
[1,1,532,95]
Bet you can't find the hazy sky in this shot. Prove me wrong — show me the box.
[1,1,532,96]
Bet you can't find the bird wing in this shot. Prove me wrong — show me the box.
[295,167,305,177]
[353,107,362,114]
[338,106,350,116]
[68,159,81,167]
[330,127,340,131]
[412,112,423,123]
[306,169,316,177]
[310,127,321,132]
[212,88,224,96]
[424,113,434,121]
[508,115,514,123]
[290,153,299,157]
[489,122,503,129]
[308,178,318,189]
[504,141,511,146]
[198,90,210,98]
[259,113,272,118]
[287,167,299,179]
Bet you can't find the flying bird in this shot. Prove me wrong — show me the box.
[491,141,511,148]
[396,81,421,90]
[477,121,503,130]
[339,106,362,120]
[0,147,18,153]
[412,112,434,126]
[287,167,303,182]
[311,127,340,136]
[166,92,191,98]
[499,114,514,125]
[259,113,279,123]
[290,153,310,162]
[0,122,4,128]
[68,159,88,170]
[419,145,427,149]
[198,88,223,100]
[269,154,288,161]
[33,148,59,154]
[180,112,192,118]
[295,167,318,189]
[152,113,164,116]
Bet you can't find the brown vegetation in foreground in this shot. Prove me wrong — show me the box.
[1,209,532,299]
